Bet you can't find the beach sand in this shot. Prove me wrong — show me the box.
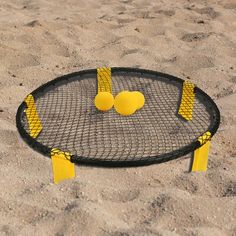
[0,0,236,235]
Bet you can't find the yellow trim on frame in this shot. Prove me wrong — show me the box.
[24,94,42,138]
[97,67,112,93]
[178,81,195,121]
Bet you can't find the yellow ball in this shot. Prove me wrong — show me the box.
[114,91,137,116]
[94,92,114,111]
[132,91,145,110]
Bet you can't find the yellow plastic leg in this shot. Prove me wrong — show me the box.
[97,67,112,93]
[192,132,211,172]
[178,81,195,121]
[24,94,42,138]
[51,148,75,184]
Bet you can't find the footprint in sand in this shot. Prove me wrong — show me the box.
[230,76,236,84]
[145,194,173,223]
[49,44,70,57]
[17,34,35,44]
[21,0,40,11]
[109,228,159,236]
[181,32,211,42]
[133,11,157,19]
[206,172,235,197]
[40,31,70,57]
[223,3,236,9]
[208,158,223,170]
[177,54,214,70]
[1,225,15,235]
[214,86,234,99]
[156,9,175,17]
[222,181,236,197]
[193,7,219,19]
[0,129,22,147]
[25,20,42,27]
[148,193,208,227]
[2,48,40,69]
[1,197,55,225]
[120,0,133,3]
[121,49,140,58]
[64,201,78,212]
[172,175,199,194]
[101,188,140,203]
[0,33,15,42]
[116,18,136,24]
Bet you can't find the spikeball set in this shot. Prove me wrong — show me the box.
[16,67,220,183]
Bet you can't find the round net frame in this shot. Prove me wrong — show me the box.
[16,68,220,167]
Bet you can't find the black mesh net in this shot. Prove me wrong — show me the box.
[17,68,220,166]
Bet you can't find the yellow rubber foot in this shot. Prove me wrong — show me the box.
[192,131,211,172]
[94,92,114,111]
[24,94,42,138]
[97,67,112,93]
[178,81,195,121]
[51,149,75,184]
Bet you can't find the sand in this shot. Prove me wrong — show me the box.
[0,0,236,235]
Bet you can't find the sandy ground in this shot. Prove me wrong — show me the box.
[0,0,236,235]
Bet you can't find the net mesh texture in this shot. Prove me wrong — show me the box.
[18,69,219,165]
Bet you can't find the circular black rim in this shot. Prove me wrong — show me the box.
[16,67,220,167]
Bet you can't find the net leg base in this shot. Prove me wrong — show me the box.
[51,149,75,184]
[191,141,211,172]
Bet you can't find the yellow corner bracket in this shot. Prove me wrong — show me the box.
[24,94,42,138]
[51,148,75,184]
[192,131,211,172]
[178,81,195,121]
[97,67,112,93]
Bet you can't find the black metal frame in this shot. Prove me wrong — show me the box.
[16,67,220,167]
